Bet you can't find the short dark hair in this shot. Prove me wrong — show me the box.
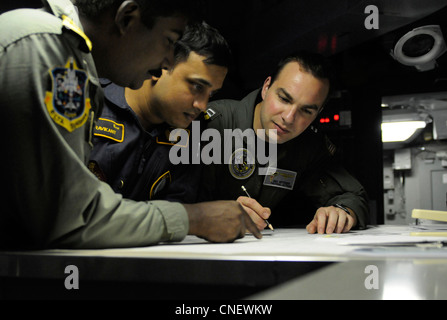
[270,51,335,108]
[73,0,204,29]
[271,51,334,89]
[173,21,232,68]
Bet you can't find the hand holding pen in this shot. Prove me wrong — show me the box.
[238,186,274,231]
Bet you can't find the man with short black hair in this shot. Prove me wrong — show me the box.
[89,21,230,203]
[199,51,369,234]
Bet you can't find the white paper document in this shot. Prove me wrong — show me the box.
[50,225,447,260]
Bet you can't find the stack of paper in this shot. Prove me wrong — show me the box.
[411,209,447,236]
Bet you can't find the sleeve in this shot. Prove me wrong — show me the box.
[298,137,370,230]
[0,32,188,249]
[302,165,370,229]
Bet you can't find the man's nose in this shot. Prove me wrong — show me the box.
[282,106,297,124]
[193,96,209,112]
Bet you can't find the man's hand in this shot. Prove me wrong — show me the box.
[306,206,357,234]
[184,201,263,243]
[237,196,271,231]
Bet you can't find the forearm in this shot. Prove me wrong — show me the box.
[183,201,263,243]
[0,32,189,249]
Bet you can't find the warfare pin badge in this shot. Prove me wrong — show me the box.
[45,57,91,132]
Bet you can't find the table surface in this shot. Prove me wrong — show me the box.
[1,225,447,300]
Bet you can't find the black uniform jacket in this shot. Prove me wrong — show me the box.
[199,90,369,229]
[89,82,201,203]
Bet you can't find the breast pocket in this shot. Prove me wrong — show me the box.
[149,171,172,200]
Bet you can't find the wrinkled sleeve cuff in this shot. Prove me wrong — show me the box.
[158,201,189,242]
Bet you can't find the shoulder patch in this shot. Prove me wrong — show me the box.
[94,118,125,142]
[45,57,91,132]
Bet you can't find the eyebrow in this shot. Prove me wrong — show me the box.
[277,88,293,102]
[302,104,320,112]
[190,77,221,97]
[277,88,320,111]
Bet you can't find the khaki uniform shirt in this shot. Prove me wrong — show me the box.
[0,0,188,249]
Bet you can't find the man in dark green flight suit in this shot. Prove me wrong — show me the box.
[199,51,369,234]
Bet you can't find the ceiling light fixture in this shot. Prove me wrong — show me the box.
[391,25,446,72]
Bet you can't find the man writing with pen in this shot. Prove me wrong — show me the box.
[199,51,369,234]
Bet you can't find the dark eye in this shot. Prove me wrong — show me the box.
[279,95,291,104]
[302,108,316,116]
[191,82,204,93]
[303,109,313,115]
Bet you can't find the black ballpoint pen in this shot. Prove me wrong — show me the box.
[241,186,274,231]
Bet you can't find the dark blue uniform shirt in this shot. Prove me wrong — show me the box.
[89,82,201,203]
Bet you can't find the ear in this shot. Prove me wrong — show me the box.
[261,76,272,100]
[115,0,141,35]
[151,68,169,82]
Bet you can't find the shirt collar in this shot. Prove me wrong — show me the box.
[102,81,169,137]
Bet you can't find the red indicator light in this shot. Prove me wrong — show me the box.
[320,118,332,124]
[331,35,337,54]
[334,114,340,121]
[318,34,328,53]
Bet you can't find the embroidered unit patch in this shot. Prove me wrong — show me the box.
[45,57,91,132]
[228,148,256,180]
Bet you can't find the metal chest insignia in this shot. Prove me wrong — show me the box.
[45,57,91,132]
[150,171,172,200]
[204,108,218,121]
[228,148,256,180]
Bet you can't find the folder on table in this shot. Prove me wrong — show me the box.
[411,209,447,237]
[412,209,447,222]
